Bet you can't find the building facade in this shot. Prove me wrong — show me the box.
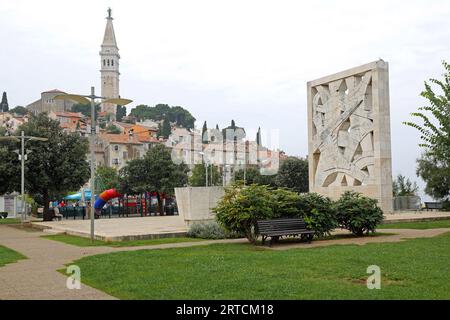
[26,89,75,115]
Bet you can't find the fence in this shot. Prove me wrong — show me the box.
[393,196,421,211]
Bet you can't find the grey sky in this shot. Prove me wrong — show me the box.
[1,0,449,199]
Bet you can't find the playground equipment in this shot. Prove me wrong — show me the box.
[94,189,121,210]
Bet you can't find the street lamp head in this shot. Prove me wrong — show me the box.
[29,137,48,142]
[103,98,133,106]
[53,94,90,105]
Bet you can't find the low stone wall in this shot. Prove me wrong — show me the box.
[175,186,225,226]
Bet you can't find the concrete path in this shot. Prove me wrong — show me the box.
[382,211,450,223]
[267,228,450,251]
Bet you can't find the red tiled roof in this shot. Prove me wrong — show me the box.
[98,133,143,145]
[54,111,83,118]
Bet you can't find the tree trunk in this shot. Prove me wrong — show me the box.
[156,192,162,216]
[42,191,51,221]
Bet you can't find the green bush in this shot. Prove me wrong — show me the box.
[296,193,337,237]
[442,200,450,211]
[187,221,242,239]
[334,191,384,236]
[214,183,299,243]
[271,188,302,217]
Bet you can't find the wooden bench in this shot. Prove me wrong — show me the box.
[257,218,315,246]
[424,202,443,211]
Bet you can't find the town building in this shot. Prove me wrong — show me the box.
[49,111,85,133]
[26,89,75,115]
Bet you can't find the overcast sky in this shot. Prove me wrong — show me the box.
[1,0,449,199]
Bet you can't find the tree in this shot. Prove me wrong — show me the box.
[416,153,450,199]
[392,174,419,197]
[202,121,208,143]
[116,105,127,121]
[106,124,121,134]
[129,104,196,129]
[275,157,309,193]
[256,127,261,146]
[234,167,278,186]
[95,166,120,191]
[161,116,171,138]
[189,164,222,186]
[71,103,100,118]
[119,144,188,214]
[0,114,90,220]
[404,61,450,199]
[1,92,9,112]
[9,106,28,115]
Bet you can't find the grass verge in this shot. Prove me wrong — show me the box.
[379,219,450,230]
[0,218,21,225]
[42,234,204,247]
[0,245,26,267]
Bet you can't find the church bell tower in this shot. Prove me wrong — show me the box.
[100,8,120,119]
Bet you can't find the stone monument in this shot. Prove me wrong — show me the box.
[307,60,393,213]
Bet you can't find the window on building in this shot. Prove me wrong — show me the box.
[107,59,110,66]
[103,59,106,66]
[114,145,119,151]
[123,151,128,160]
[112,60,114,66]
[113,158,119,165]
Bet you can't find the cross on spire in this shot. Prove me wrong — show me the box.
[107,8,112,19]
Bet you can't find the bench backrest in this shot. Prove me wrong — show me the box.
[425,202,443,209]
[257,218,308,234]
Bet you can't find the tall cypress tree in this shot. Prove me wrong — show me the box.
[1,92,9,112]
[161,117,171,138]
[202,121,208,143]
[256,127,261,146]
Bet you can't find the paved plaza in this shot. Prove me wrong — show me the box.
[33,215,188,241]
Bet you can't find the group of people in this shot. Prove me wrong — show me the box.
[50,200,88,220]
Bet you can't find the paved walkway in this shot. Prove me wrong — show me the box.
[1,223,449,299]
[267,228,450,250]
[383,211,450,223]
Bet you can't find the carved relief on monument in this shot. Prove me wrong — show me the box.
[310,71,375,189]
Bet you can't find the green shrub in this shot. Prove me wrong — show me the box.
[442,200,450,212]
[296,193,337,237]
[271,188,302,217]
[186,221,242,239]
[335,191,384,236]
[214,183,298,243]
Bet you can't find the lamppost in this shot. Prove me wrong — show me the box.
[55,87,132,242]
[0,132,48,223]
[198,151,208,187]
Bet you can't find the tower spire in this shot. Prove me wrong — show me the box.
[100,8,120,119]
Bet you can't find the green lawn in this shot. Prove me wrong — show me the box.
[379,219,450,230]
[0,218,21,225]
[43,234,203,247]
[72,232,450,300]
[0,245,26,267]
